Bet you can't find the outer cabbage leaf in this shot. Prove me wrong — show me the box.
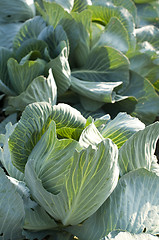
[9,102,86,172]
[45,47,71,96]
[0,167,25,239]
[0,113,17,134]
[24,204,57,231]
[103,231,159,240]
[0,0,35,24]
[68,169,159,239]
[72,46,130,91]
[13,16,46,51]
[136,2,159,27]
[107,0,137,24]
[79,94,136,113]
[99,112,145,148]
[7,58,45,95]
[8,176,58,233]
[150,157,159,177]
[0,23,23,49]
[72,0,92,12]
[25,121,119,225]
[0,123,24,181]
[0,80,15,96]
[5,69,57,113]
[59,10,91,68]
[36,2,66,28]
[118,122,159,176]
[71,76,122,103]
[88,3,136,50]
[128,52,157,83]
[0,47,13,88]
[0,47,15,96]
[93,17,129,53]
[45,0,74,12]
[135,25,159,50]
[121,71,159,124]
[38,24,69,59]
[70,10,91,67]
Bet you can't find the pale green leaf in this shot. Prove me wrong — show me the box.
[71,76,122,103]
[36,1,66,28]
[7,58,45,95]
[59,10,91,68]
[0,167,25,239]
[72,0,92,12]
[70,10,91,67]
[109,0,137,24]
[0,23,23,49]
[150,156,159,177]
[100,112,145,148]
[9,102,54,172]
[9,102,86,172]
[72,46,130,91]
[90,22,105,48]
[52,103,86,139]
[38,24,69,59]
[46,47,71,96]
[68,169,159,239]
[0,47,13,87]
[46,0,74,12]
[79,122,104,148]
[24,204,57,231]
[0,123,24,181]
[7,176,57,232]
[88,3,136,50]
[103,231,159,240]
[6,68,57,113]
[135,41,156,57]
[124,71,159,124]
[119,122,159,176]
[94,114,111,129]
[25,124,119,225]
[128,52,154,78]
[0,113,17,134]
[0,0,35,24]
[135,25,159,50]
[13,16,46,50]
[136,2,159,27]
[94,17,129,53]
[0,80,15,96]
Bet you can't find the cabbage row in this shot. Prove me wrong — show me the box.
[0,0,159,239]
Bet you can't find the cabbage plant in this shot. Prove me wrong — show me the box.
[0,102,159,239]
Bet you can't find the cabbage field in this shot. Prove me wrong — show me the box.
[0,0,159,239]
